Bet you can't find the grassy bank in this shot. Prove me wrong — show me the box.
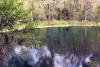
[25,20,100,29]
[1,20,100,32]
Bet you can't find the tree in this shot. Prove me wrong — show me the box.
[31,0,47,21]
[83,1,92,21]
[41,0,55,22]
[65,0,81,21]
[95,6,100,22]
[0,0,28,30]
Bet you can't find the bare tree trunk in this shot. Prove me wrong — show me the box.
[84,6,87,21]
[48,4,51,24]
[72,9,75,22]
[60,9,63,20]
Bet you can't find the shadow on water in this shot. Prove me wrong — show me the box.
[0,26,100,67]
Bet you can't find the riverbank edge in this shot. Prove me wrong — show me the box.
[1,20,100,32]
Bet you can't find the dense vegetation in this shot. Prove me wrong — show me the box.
[0,0,100,31]
[27,0,100,22]
[0,0,29,30]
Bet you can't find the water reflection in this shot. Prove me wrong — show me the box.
[4,45,100,67]
[0,27,100,67]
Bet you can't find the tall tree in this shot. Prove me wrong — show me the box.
[0,0,28,30]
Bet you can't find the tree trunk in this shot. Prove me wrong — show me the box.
[84,7,87,21]
[48,4,51,24]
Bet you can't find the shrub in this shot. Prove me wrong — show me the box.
[0,0,28,30]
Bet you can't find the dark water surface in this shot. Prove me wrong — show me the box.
[0,26,100,67]
[45,27,100,55]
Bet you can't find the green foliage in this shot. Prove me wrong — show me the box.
[97,6,100,10]
[25,21,39,30]
[0,0,27,30]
